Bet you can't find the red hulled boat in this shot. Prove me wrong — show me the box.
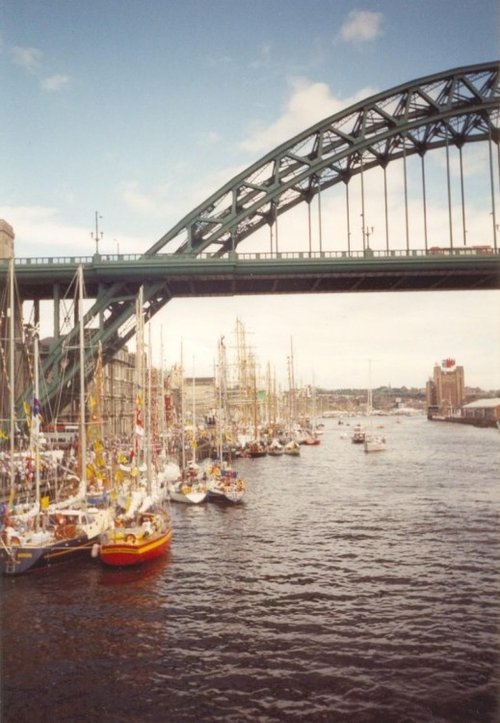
[99,507,172,567]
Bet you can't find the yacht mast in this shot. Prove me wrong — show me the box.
[78,265,87,492]
[33,333,41,512]
[8,258,15,500]
[180,341,186,471]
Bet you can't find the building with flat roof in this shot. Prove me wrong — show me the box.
[461,398,500,426]
[426,360,465,416]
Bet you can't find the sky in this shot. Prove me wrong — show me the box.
[1,0,499,390]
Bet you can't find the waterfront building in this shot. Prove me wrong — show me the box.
[100,346,136,438]
[426,360,465,416]
[182,376,217,424]
[461,398,500,426]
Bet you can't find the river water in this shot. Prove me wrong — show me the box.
[1,416,499,722]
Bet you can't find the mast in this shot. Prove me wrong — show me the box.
[8,258,15,501]
[134,286,145,469]
[252,355,258,441]
[159,327,166,450]
[78,265,88,493]
[180,340,185,471]
[146,319,152,493]
[217,336,225,460]
[191,358,196,464]
[288,336,296,431]
[367,359,373,416]
[33,332,41,512]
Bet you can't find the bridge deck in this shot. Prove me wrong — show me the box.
[2,248,499,298]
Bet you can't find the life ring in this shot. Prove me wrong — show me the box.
[125,533,136,543]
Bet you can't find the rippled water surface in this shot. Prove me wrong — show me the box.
[1,416,499,722]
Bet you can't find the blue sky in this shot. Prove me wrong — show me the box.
[1,1,499,389]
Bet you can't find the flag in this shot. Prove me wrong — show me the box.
[135,406,144,436]
[134,392,144,436]
[442,358,456,369]
[0,428,7,440]
[23,401,32,429]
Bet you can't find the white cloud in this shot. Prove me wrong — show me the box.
[0,205,89,256]
[0,204,148,258]
[9,44,70,91]
[121,181,175,218]
[240,76,376,154]
[41,74,71,92]
[10,45,43,73]
[339,10,383,43]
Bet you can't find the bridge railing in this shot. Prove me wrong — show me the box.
[2,245,497,267]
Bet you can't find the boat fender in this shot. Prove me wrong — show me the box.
[91,543,100,558]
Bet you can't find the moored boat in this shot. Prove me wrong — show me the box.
[247,440,267,458]
[168,476,208,504]
[98,285,173,566]
[303,434,321,445]
[0,266,116,575]
[205,463,245,503]
[351,424,366,444]
[1,505,113,575]
[364,434,386,453]
[98,503,172,567]
[283,440,301,456]
[267,439,284,456]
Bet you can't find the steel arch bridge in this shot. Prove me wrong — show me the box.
[149,60,500,258]
[6,61,500,418]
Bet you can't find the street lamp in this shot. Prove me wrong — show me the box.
[365,226,374,248]
[91,211,103,255]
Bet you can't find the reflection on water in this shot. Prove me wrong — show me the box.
[1,417,499,722]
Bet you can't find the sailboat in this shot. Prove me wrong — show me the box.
[0,265,114,575]
[364,361,386,453]
[205,336,246,503]
[304,378,321,445]
[167,346,208,504]
[99,287,173,566]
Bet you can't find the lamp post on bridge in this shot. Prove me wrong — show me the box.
[91,211,103,258]
[362,222,374,256]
